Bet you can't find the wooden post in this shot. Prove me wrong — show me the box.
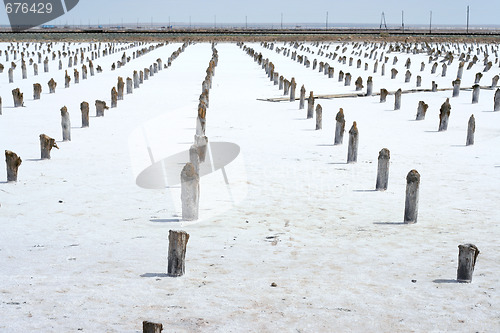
[43,58,49,72]
[471,84,480,104]
[416,75,422,87]
[33,63,38,76]
[5,150,22,182]
[126,77,133,94]
[347,121,358,163]
[315,104,322,130]
[139,70,144,83]
[64,70,70,88]
[355,77,363,91]
[133,70,140,88]
[404,169,420,223]
[380,89,388,103]
[167,230,190,277]
[381,63,385,76]
[95,100,109,117]
[21,61,27,79]
[494,88,500,111]
[307,91,314,119]
[82,65,87,80]
[12,88,23,107]
[441,63,447,77]
[117,77,124,100]
[394,88,402,110]
[189,145,200,175]
[491,75,499,88]
[376,148,390,191]
[405,70,411,83]
[431,62,437,74]
[334,108,345,145]
[438,98,451,131]
[81,101,89,128]
[474,72,482,84]
[48,78,57,93]
[61,106,71,141]
[181,163,199,221]
[452,79,461,97]
[143,321,163,333]
[457,61,464,79]
[289,77,296,102]
[416,101,428,120]
[366,76,373,96]
[457,244,480,283]
[466,114,475,146]
[194,135,208,163]
[8,67,13,83]
[89,61,94,76]
[299,85,306,109]
[39,134,58,159]
[74,69,79,84]
[0,97,2,115]
[391,68,398,79]
[344,73,351,86]
[111,87,118,108]
[338,70,344,82]
[432,81,438,92]
[33,83,42,100]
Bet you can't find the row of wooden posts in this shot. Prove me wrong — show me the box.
[4,43,189,183]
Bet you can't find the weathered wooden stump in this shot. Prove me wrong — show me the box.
[21,61,27,79]
[491,75,499,88]
[60,106,71,141]
[111,87,118,108]
[89,61,95,76]
[391,68,398,79]
[376,148,390,191]
[181,163,199,221]
[167,230,190,277]
[404,169,420,223]
[143,321,163,333]
[474,72,482,84]
[432,81,438,92]
[8,68,13,83]
[441,63,447,77]
[117,77,124,100]
[347,122,359,163]
[307,91,314,119]
[139,70,144,84]
[58,60,62,70]
[439,98,451,131]
[95,100,109,117]
[416,75,422,87]
[12,88,23,107]
[381,63,385,76]
[452,79,461,97]
[194,135,208,163]
[338,70,344,82]
[394,89,402,110]
[431,62,438,74]
[344,73,351,86]
[405,70,411,83]
[33,63,38,76]
[39,134,58,159]
[0,97,2,115]
[64,70,71,88]
[299,85,306,109]
[48,78,57,93]
[457,244,480,283]
[82,65,87,80]
[144,68,149,80]
[43,58,49,72]
[373,60,378,73]
[494,88,500,111]
[126,77,133,94]
[5,150,22,182]
[472,84,480,104]
[289,78,296,102]
[315,104,322,130]
[81,101,89,128]
[466,114,475,146]
[416,101,428,120]
[355,77,363,91]
[380,88,388,103]
[33,83,42,100]
[74,69,79,84]
[457,61,464,79]
[334,108,345,145]
[366,76,373,96]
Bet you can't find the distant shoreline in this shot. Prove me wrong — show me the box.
[1,28,500,42]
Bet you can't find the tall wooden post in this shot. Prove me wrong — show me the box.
[380,89,388,103]
[167,230,190,277]
[494,88,500,111]
[315,104,322,130]
[394,88,402,110]
[39,134,58,159]
[466,114,475,146]
[334,108,345,145]
[181,163,199,221]
[376,148,390,191]
[61,106,71,141]
[438,98,451,131]
[33,83,42,100]
[404,169,420,223]
[347,121,358,163]
[299,85,306,109]
[307,91,314,119]
[81,101,89,128]
[416,101,428,120]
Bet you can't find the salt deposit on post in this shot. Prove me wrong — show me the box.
[181,162,199,221]
[167,230,190,277]
[404,169,420,224]
[375,148,390,191]
[457,244,480,283]
[60,106,71,142]
[5,150,22,182]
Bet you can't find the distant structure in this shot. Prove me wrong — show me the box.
[380,12,388,31]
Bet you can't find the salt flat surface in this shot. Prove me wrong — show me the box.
[0,40,499,332]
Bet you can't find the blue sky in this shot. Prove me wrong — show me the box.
[0,0,497,27]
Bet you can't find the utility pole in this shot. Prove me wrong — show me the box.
[281,13,283,29]
[466,5,470,34]
[429,11,432,34]
[326,11,328,30]
[245,15,247,29]
[402,10,404,33]
[380,12,387,30]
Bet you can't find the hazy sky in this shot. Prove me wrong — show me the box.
[0,0,497,27]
